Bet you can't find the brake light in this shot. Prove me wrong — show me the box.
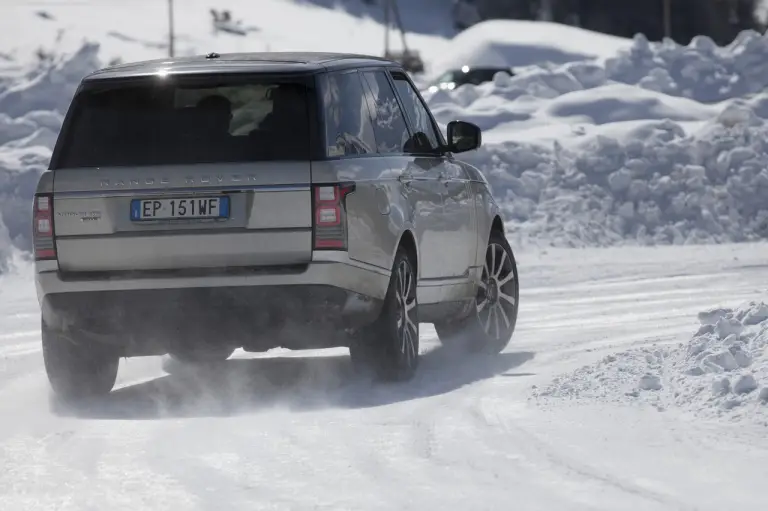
[33,193,56,260]
[313,183,355,250]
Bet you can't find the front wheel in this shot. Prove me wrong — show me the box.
[349,247,419,381]
[435,230,519,353]
[42,320,120,401]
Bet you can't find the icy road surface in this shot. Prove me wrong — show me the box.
[1,244,767,510]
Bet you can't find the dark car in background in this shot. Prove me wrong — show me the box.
[426,65,514,93]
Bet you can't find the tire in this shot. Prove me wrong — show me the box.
[42,319,120,401]
[435,230,519,354]
[350,246,419,381]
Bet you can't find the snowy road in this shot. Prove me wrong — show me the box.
[1,244,767,510]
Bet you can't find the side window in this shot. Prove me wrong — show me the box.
[320,71,377,157]
[360,70,410,154]
[391,72,441,153]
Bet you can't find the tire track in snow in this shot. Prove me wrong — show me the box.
[0,337,41,357]
[0,348,44,396]
[473,399,697,511]
[516,266,764,358]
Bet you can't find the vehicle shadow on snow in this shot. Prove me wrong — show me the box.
[51,345,535,420]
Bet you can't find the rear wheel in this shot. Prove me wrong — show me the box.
[42,319,120,401]
[435,230,519,353]
[350,247,419,381]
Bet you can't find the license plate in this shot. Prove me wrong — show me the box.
[130,196,230,221]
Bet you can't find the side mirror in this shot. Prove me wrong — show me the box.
[446,120,481,154]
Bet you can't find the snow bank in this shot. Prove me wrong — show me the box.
[0,44,100,258]
[605,32,768,104]
[430,27,768,104]
[426,30,768,123]
[428,20,631,79]
[461,112,768,247]
[427,30,768,247]
[0,43,98,118]
[533,301,768,424]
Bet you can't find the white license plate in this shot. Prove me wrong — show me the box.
[130,196,230,221]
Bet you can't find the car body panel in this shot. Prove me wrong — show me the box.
[387,155,444,282]
[463,162,503,269]
[312,157,401,273]
[440,158,476,279]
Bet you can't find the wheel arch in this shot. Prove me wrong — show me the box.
[490,215,505,239]
[481,214,506,251]
[394,229,418,277]
[471,176,506,267]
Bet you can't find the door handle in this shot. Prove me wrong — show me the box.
[398,174,414,187]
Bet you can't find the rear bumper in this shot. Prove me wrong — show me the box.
[36,252,389,297]
[36,253,391,353]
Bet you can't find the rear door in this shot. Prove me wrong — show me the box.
[359,69,445,281]
[389,70,476,280]
[50,74,316,272]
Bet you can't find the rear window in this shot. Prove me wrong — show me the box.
[56,76,312,168]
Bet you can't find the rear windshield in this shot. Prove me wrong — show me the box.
[55,76,311,168]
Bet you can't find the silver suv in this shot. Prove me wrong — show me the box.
[33,52,519,400]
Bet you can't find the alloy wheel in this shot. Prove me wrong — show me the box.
[394,258,418,365]
[476,243,518,340]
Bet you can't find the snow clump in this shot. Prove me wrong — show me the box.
[533,301,768,424]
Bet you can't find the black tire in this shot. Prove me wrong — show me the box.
[42,319,119,401]
[434,230,519,354]
[350,246,419,381]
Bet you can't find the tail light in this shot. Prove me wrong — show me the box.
[313,182,355,250]
[33,193,56,260]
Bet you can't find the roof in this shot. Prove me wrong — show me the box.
[84,52,398,81]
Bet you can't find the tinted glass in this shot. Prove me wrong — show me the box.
[360,71,410,154]
[57,78,310,168]
[391,72,440,153]
[320,71,376,157]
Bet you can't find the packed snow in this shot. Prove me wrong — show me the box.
[3,243,768,510]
